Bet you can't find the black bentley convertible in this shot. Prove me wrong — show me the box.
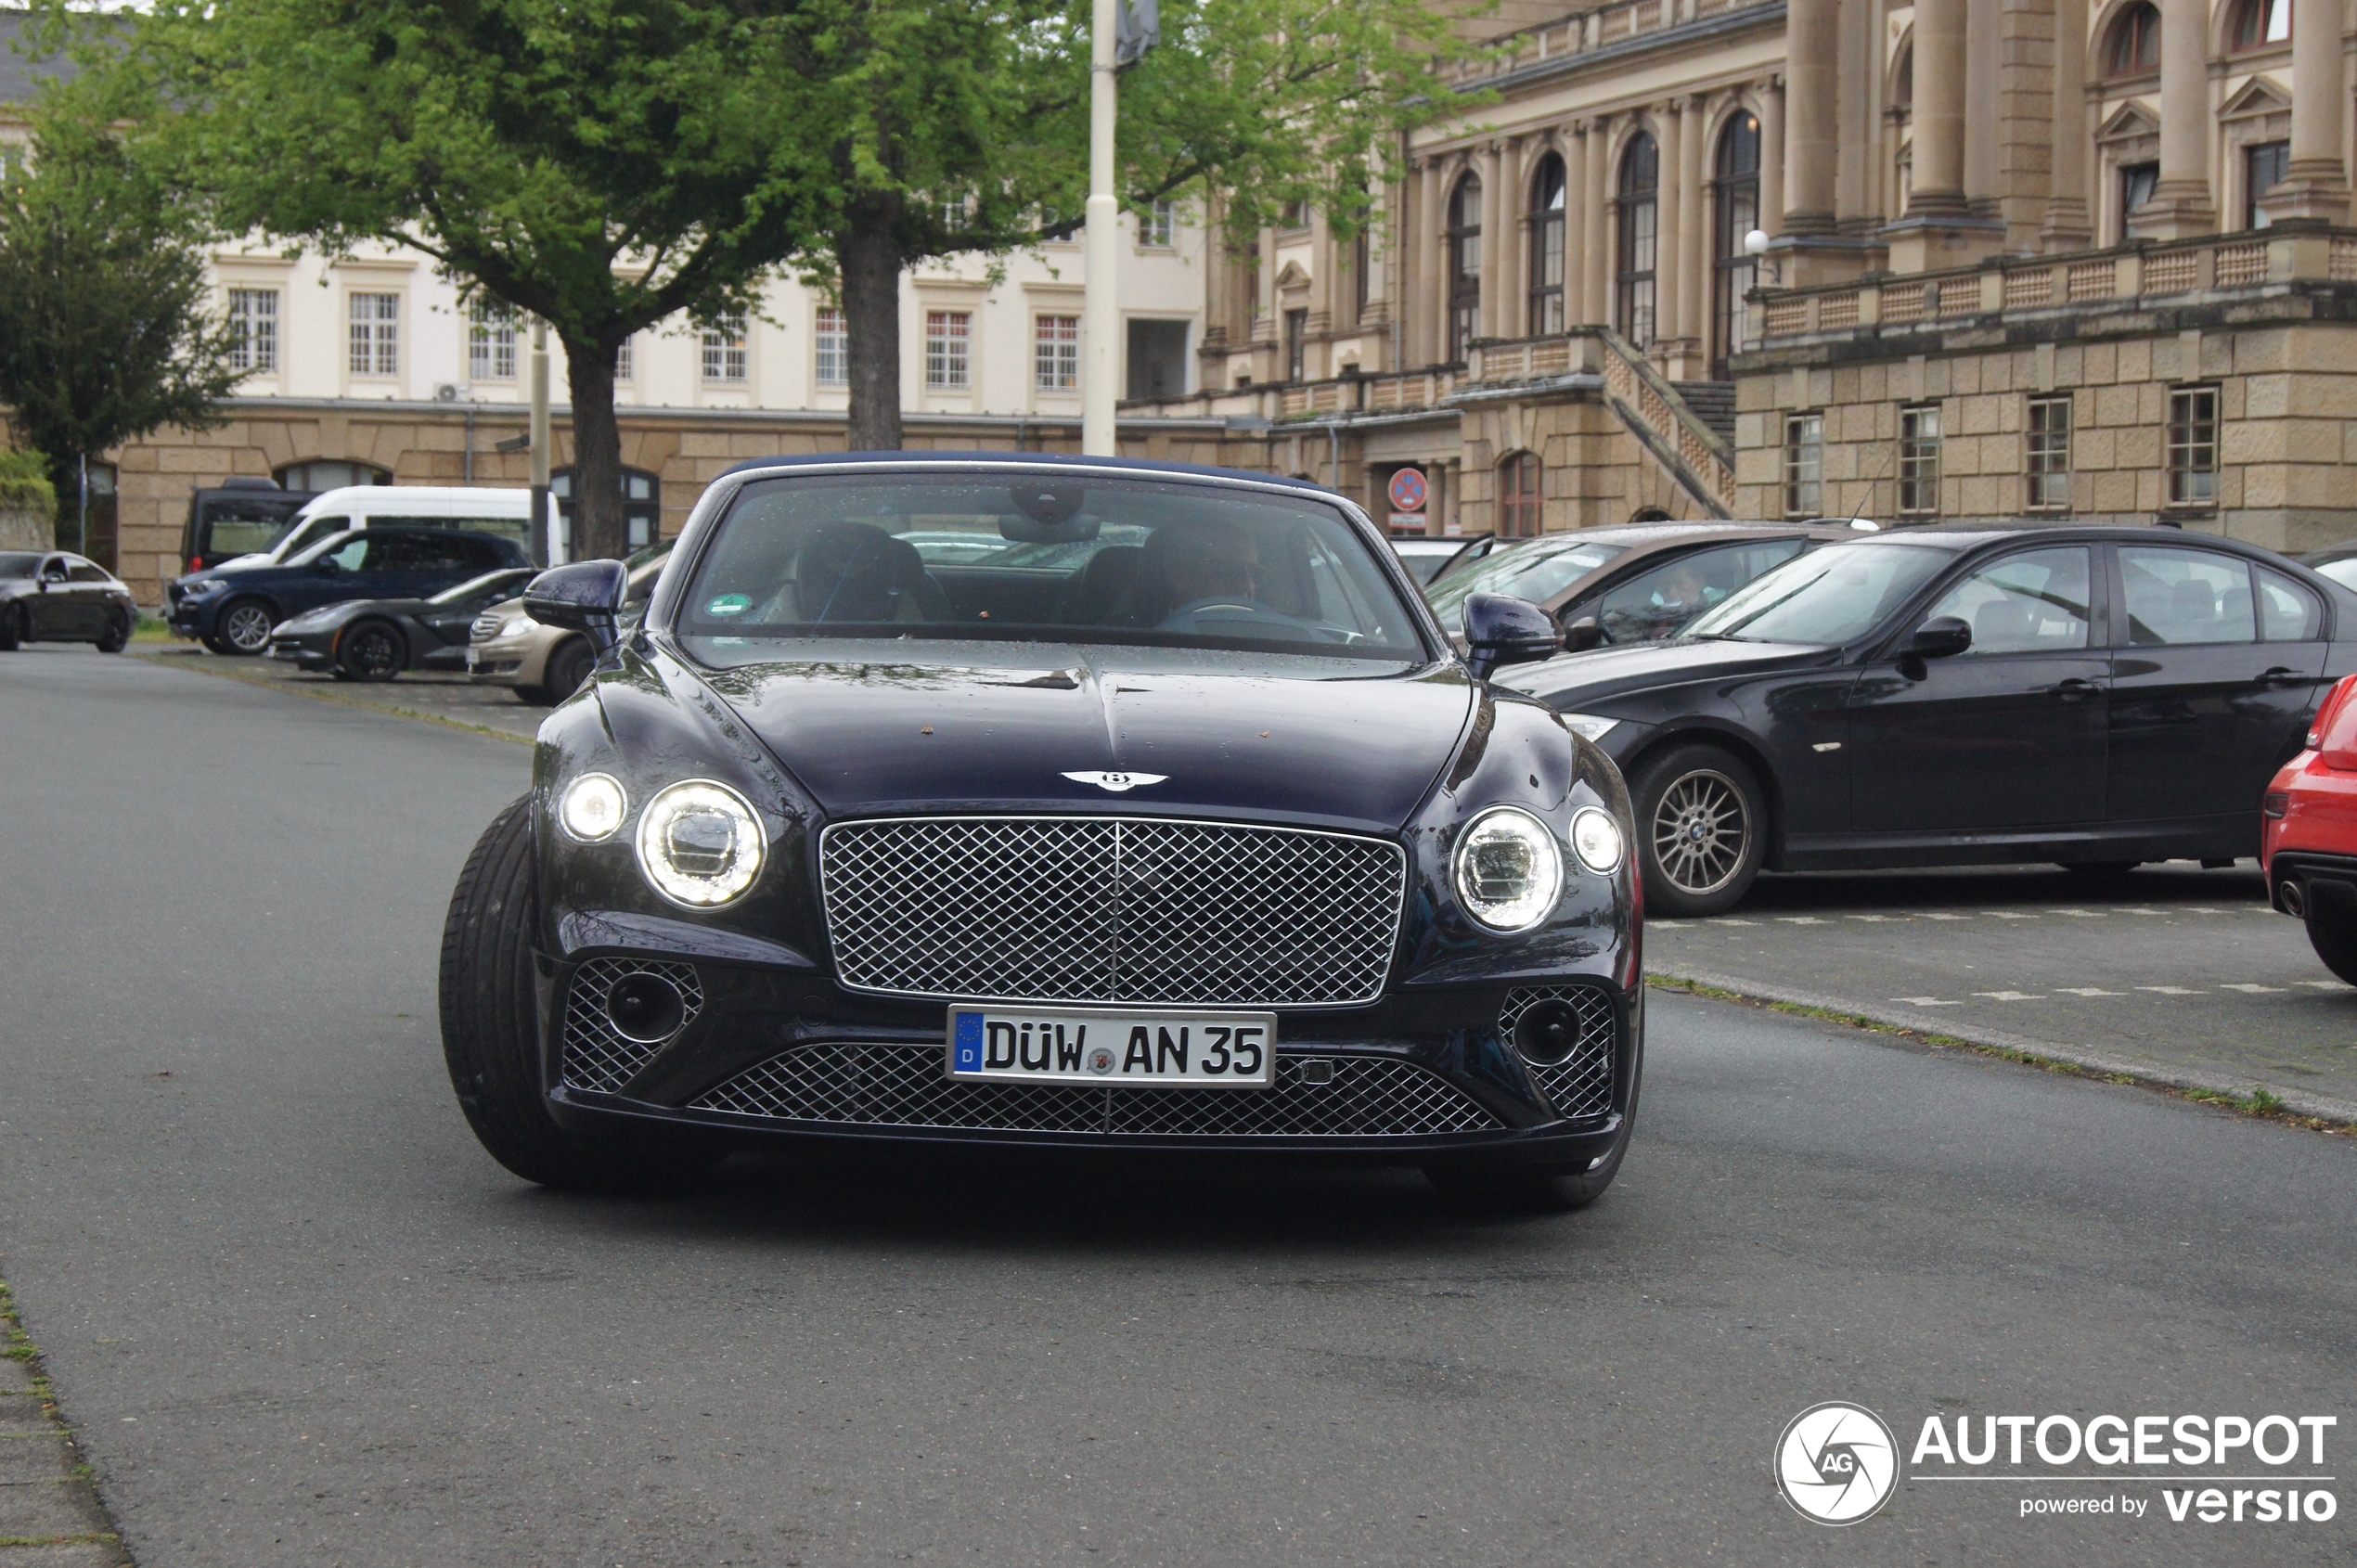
[439,456,1642,1210]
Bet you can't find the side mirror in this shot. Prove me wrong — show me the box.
[1902,615,1972,661]
[1462,592,1562,680]
[523,559,628,652]
[1560,613,1604,653]
[314,557,341,573]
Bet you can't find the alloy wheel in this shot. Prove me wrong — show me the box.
[222,602,274,654]
[1650,769,1751,897]
[346,626,402,679]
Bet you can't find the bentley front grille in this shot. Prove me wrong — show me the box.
[818,816,1407,1008]
[687,1046,1500,1137]
[560,958,704,1094]
[1498,984,1617,1122]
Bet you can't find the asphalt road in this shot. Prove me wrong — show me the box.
[2,645,2353,1567]
[132,641,547,740]
[1651,864,2357,1112]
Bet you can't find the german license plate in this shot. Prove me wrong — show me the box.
[465,649,480,671]
[947,1005,1276,1087]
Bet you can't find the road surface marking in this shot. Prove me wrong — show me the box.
[1917,912,1972,921]
[2051,908,2108,918]
[1893,996,1964,1007]
[2218,983,2285,993]
[1775,916,1830,924]
[2297,980,2350,991]
[2056,987,2127,996]
[1846,914,1907,921]
[1973,991,2043,1001]
[2136,985,2202,995]
[1985,911,2040,919]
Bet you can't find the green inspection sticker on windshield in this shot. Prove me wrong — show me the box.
[706,593,752,617]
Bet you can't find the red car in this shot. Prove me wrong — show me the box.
[2263,672,2357,984]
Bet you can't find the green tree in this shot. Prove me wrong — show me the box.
[53,0,830,560]
[785,0,1489,449]
[0,128,244,549]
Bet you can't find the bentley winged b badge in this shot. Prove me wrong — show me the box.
[1061,771,1168,793]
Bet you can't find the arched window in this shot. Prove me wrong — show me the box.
[1527,155,1568,337]
[2231,0,2288,46]
[1447,174,1483,363]
[1711,113,1761,381]
[1616,134,1660,347]
[1499,452,1542,538]
[2106,2,2159,73]
[553,466,663,551]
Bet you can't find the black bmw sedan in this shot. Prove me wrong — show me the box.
[267,567,535,680]
[1500,523,2357,915]
[439,456,1642,1211]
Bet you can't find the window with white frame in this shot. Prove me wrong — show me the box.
[1035,315,1079,391]
[1899,405,1942,514]
[815,307,847,387]
[2027,396,2073,509]
[2166,386,2219,508]
[702,314,748,383]
[1142,199,1176,248]
[469,299,518,381]
[926,310,972,389]
[614,334,635,380]
[348,292,400,377]
[226,288,277,374]
[1784,413,1823,518]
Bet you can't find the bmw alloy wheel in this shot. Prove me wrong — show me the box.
[1650,768,1750,898]
[220,600,275,655]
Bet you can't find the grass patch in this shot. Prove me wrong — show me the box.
[131,614,177,644]
[146,654,534,746]
[1645,972,2351,1137]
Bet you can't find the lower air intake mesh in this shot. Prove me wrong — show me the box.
[560,958,704,1094]
[687,1046,1501,1137]
[1498,984,1616,1121]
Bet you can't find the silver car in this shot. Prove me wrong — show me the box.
[469,541,670,703]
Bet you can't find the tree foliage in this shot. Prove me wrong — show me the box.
[0,127,243,537]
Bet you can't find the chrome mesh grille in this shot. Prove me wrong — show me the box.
[688,1046,1500,1137]
[560,958,704,1094]
[1499,984,1616,1121]
[819,816,1406,1007]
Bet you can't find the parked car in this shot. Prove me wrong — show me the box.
[210,485,549,572]
[437,454,1642,1211]
[469,540,673,703]
[1499,523,2357,915]
[1423,521,1870,654]
[169,528,530,654]
[264,567,536,681]
[2262,672,2357,984]
[0,551,139,652]
[2302,542,2357,594]
[179,479,317,573]
[1390,533,1492,585]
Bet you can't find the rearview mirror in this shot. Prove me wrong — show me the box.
[1902,615,1972,661]
[1462,593,1562,680]
[523,559,629,651]
[1560,613,1604,653]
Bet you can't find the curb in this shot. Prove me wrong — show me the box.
[1648,966,2357,1130]
[132,649,535,747]
[0,1272,132,1566]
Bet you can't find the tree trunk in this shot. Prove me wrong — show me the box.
[840,200,905,452]
[562,337,627,561]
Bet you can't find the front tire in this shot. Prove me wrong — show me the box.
[0,604,19,650]
[2308,910,2357,987]
[96,609,130,652]
[1630,743,1768,917]
[438,795,719,1193]
[338,620,406,682]
[216,598,275,655]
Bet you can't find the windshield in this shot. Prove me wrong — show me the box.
[678,473,1427,661]
[1684,542,1951,644]
[1422,537,1627,628]
[0,553,37,580]
[287,530,362,567]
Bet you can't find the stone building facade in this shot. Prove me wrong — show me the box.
[1124,0,2357,557]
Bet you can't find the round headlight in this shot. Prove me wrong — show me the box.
[1451,807,1565,932]
[1570,806,1624,875]
[558,773,628,842]
[636,780,765,906]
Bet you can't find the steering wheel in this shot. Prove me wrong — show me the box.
[1156,597,1357,644]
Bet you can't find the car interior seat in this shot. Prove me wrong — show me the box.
[1053,546,1145,625]
[770,521,952,623]
[1973,596,2040,652]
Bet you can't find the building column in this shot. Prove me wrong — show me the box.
[1677,95,1709,374]
[1758,79,1786,244]
[1908,0,1969,217]
[2135,0,2219,236]
[1657,102,1685,351]
[1582,117,1611,326]
[2041,0,2093,247]
[1784,0,1838,232]
[1565,125,1591,326]
[1964,0,2002,214]
[1478,142,1506,341]
[1416,160,1445,366]
[2276,0,2351,222]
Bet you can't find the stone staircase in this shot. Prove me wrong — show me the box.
[1672,380,1737,447]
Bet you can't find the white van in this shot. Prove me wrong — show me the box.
[213,486,557,572]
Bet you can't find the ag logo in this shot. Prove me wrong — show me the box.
[1775,1402,1900,1525]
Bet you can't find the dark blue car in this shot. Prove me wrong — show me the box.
[168,527,531,655]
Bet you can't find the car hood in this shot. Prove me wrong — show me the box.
[1499,636,1835,708]
[677,639,1475,833]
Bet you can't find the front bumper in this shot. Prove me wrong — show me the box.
[267,630,334,669]
[534,949,1641,1168]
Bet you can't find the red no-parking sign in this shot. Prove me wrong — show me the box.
[1386,468,1427,513]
